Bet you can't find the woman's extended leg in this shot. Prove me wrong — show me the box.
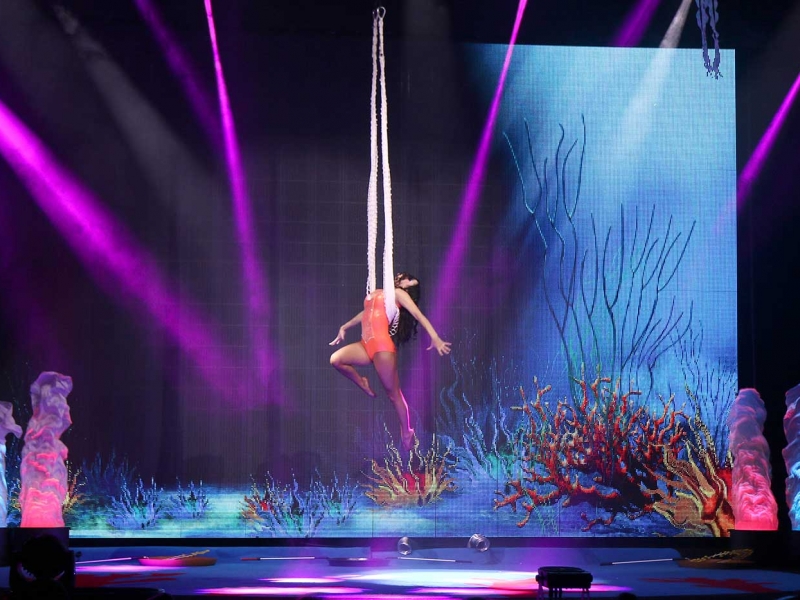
[372,351,414,450]
[330,342,376,397]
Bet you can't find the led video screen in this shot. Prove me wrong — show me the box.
[0,37,736,538]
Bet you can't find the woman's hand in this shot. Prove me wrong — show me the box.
[427,336,452,356]
[329,327,347,346]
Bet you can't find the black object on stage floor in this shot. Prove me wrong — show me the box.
[8,530,75,596]
[536,566,593,598]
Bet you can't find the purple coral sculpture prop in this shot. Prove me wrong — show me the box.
[783,383,800,529]
[0,401,23,525]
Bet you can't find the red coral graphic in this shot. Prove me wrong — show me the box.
[494,372,688,530]
[495,372,733,535]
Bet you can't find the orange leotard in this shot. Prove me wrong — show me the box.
[361,290,397,359]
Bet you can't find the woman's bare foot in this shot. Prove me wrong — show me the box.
[401,428,415,451]
[359,376,376,398]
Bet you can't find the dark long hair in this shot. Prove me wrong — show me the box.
[391,272,420,347]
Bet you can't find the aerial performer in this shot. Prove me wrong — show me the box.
[329,8,451,451]
[330,273,451,451]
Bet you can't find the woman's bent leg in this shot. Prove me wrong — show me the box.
[330,342,376,397]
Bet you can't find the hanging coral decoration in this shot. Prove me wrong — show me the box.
[695,0,721,78]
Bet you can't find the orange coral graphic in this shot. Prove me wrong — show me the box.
[241,483,273,524]
[645,412,734,537]
[364,436,457,508]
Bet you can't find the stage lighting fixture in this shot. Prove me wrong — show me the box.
[397,536,414,556]
[9,533,76,596]
[467,533,490,552]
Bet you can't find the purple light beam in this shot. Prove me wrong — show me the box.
[614,0,662,47]
[134,0,221,149]
[428,0,528,331]
[205,0,276,387]
[738,70,800,209]
[0,97,241,401]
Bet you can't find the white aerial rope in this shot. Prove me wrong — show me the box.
[366,6,399,331]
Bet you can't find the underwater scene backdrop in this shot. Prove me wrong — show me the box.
[0,35,736,539]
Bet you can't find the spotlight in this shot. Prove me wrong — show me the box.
[467,533,490,552]
[9,533,75,596]
[397,536,414,556]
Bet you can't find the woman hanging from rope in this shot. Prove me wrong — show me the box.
[329,272,451,451]
[329,8,449,451]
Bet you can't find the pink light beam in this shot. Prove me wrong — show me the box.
[738,70,800,210]
[0,97,241,401]
[428,0,528,330]
[614,0,662,47]
[134,0,222,149]
[205,0,276,387]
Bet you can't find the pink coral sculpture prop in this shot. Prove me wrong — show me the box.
[728,388,778,531]
[20,372,73,527]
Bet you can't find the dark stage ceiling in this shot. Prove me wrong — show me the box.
[39,0,800,52]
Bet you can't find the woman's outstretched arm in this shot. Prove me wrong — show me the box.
[395,289,451,356]
[330,311,364,345]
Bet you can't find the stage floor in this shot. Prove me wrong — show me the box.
[3,541,800,599]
